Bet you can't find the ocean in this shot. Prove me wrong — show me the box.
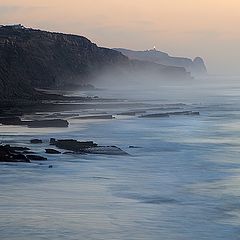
[1,77,240,239]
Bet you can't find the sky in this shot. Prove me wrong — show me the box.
[0,0,240,75]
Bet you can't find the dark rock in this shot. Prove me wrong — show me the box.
[139,111,199,118]
[83,146,129,155]
[167,111,200,116]
[189,111,200,116]
[27,119,69,128]
[63,151,75,155]
[73,115,114,120]
[22,150,35,154]
[30,139,43,144]
[49,165,53,168]
[26,155,47,161]
[48,113,79,118]
[45,149,61,154]
[139,113,170,118]
[50,138,56,145]
[52,139,97,152]
[50,138,128,155]
[0,145,30,163]
[0,117,23,125]
[118,111,146,116]
[12,153,29,161]
[4,145,30,152]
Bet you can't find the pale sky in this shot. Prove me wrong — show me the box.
[0,0,240,75]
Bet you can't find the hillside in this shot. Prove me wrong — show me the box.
[0,25,191,100]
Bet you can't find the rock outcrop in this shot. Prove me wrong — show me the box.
[0,117,69,128]
[50,138,128,155]
[0,144,46,163]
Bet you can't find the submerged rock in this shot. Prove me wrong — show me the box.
[27,119,69,128]
[22,150,36,154]
[50,138,128,156]
[50,138,57,145]
[45,149,61,154]
[51,139,97,152]
[117,110,146,116]
[83,146,129,155]
[73,115,114,120]
[140,111,200,118]
[48,113,79,118]
[62,151,76,155]
[167,111,200,116]
[139,113,170,118]
[0,117,69,128]
[26,155,47,161]
[30,139,43,144]
[4,145,30,152]
[0,117,23,125]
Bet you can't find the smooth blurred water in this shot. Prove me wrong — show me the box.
[1,77,240,239]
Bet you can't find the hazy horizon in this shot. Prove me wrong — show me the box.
[1,0,240,75]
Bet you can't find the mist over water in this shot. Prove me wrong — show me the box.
[1,76,240,239]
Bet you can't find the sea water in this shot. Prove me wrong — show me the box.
[1,77,240,239]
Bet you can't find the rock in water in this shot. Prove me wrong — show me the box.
[26,155,47,161]
[30,139,43,144]
[50,138,128,156]
[27,119,69,128]
[0,117,23,125]
[83,146,129,156]
[51,139,97,152]
[0,145,30,163]
[73,115,114,120]
[45,149,61,154]
[139,113,170,118]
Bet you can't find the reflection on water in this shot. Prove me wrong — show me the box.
[1,77,240,239]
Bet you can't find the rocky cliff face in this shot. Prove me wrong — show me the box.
[114,48,207,77]
[0,25,129,99]
[0,25,192,100]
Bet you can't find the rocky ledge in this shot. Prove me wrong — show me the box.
[0,138,129,164]
[50,138,128,156]
[0,117,69,128]
[0,145,46,163]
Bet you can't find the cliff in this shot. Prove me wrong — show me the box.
[0,25,130,99]
[0,25,191,100]
[114,48,207,77]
